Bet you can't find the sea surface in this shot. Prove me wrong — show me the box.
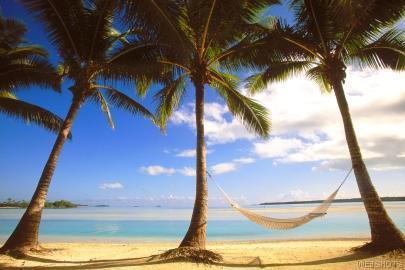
[0,202,404,242]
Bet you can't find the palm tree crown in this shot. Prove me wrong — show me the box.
[119,0,275,134]
[229,0,404,92]
[22,0,155,124]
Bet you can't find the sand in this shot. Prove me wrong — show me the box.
[1,239,404,269]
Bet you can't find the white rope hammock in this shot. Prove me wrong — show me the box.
[210,168,352,230]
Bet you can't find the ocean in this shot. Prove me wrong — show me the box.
[0,202,404,242]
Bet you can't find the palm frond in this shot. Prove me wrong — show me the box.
[0,90,17,99]
[154,74,187,130]
[246,60,313,95]
[89,90,115,129]
[0,57,60,91]
[87,0,115,61]
[103,39,180,88]
[209,69,271,138]
[117,0,186,50]
[290,0,334,54]
[332,0,405,49]
[96,85,154,121]
[221,18,317,72]
[135,76,152,98]
[346,28,405,70]
[5,45,48,58]
[0,16,27,48]
[20,0,85,60]
[0,95,70,137]
[245,73,268,95]
[306,65,331,93]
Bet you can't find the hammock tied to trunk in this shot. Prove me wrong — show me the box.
[210,168,353,230]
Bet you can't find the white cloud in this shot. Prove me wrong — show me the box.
[211,157,256,175]
[251,67,405,171]
[171,103,254,144]
[175,148,214,158]
[253,137,304,158]
[233,157,255,164]
[140,165,176,176]
[99,182,124,190]
[211,162,237,175]
[178,166,196,177]
[176,149,196,157]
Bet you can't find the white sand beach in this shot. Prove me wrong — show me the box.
[1,239,404,270]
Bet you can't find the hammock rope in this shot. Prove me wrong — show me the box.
[209,168,353,230]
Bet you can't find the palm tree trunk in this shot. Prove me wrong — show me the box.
[0,95,84,254]
[332,79,405,250]
[179,81,208,249]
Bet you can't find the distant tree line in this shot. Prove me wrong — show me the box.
[0,198,77,208]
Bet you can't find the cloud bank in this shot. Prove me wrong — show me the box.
[170,67,405,171]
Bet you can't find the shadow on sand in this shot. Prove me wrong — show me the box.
[0,250,380,269]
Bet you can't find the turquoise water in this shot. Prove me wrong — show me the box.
[0,202,404,241]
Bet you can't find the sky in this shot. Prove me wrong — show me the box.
[0,0,404,207]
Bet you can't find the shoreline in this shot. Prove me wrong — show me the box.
[0,236,371,244]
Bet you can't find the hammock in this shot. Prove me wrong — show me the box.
[210,168,352,230]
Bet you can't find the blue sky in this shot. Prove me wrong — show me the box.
[1,0,404,207]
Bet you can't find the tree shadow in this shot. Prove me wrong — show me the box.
[218,251,379,268]
[0,250,380,269]
[0,255,171,270]
[8,254,152,264]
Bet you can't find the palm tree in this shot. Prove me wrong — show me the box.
[0,0,157,255]
[120,0,274,252]
[0,14,64,133]
[227,0,405,251]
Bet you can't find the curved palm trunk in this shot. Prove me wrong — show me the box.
[0,95,84,254]
[179,81,208,249]
[332,80,405,250]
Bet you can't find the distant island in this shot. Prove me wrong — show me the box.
[94,204,109,207]
[0,199,80,208]
[259,196,405,206]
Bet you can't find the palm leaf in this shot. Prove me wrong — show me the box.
[209,69,271,138]
[20,0,85,60]
[346,28,405,70]
[0,16,27,48]
[0,57,60,92]
[306,66,331,93]
[154,74,187,130]
[0,91,17,99]
[290,0,335,54]
[5,45,48,58]
[0,95,70,137]
[135,76,153,98]
[246,60,313,94]
[96,85,154,120]
[89,90,115,129]
[332,0,405,50]
[87,0,115,61]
